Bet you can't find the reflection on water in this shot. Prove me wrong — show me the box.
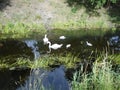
[0,39,34,62]
[17,66,70,90]
[109,36,120,51]
[42,66,69,90]
[24,40,40,60]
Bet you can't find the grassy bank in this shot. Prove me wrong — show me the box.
[0,22,117,39]
[0,22,46,39]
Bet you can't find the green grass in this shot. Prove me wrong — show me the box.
[71,55,120,90]
[0,22,46,39]
[0,20,115,37]
[0,53,80,69]
[51,20,110,30]
[0,20,117,39]
[0,52,120,70]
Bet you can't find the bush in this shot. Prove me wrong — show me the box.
[66,0,118,9]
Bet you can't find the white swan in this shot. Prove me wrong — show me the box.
[66,44,71,49]
[43,34,49,45]
[86,41,92,46]
[47,41,63,53]
[59,36,66,40]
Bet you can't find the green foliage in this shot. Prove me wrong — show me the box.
[0,22,46,38]
[71,60,120,90]
[67,0,118,9]
[89,0,117,8]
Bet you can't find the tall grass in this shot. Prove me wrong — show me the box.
[0,22,46,39]
[71,54,120,90]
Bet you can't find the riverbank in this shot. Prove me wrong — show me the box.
[0,0,119,30]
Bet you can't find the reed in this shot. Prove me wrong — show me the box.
[71,54,120,90]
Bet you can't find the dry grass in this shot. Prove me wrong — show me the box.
[0,0,114,29]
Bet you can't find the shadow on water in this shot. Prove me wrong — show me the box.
[0,0,11,11]
[0,29,120,90]
[0,69,30,90]
[0,39,34,64]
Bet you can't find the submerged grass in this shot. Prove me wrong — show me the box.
[0,53,80,69]
[0,52,120,70]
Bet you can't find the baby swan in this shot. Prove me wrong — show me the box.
[59,36,66,40]
[86,41,92,46]
[66,44,71,49]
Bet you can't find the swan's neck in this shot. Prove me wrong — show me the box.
[48,41,51,47]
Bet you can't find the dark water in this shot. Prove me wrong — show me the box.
[17,66,70,90]
[0,30,120,90]
[0,69,30,90]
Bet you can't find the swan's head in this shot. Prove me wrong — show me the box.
[45,34,47,37]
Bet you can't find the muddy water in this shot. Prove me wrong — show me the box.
[0,30,120,90]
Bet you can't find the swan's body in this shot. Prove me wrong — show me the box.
[86,41,92,46]
[66,44,71,49]
[59,36,66,40]
[47,41,63,53]
[43,34,49,45]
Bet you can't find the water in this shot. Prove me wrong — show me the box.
[0,29,120,90]
[109,36,120,51]
[17,66,70,90]
[0,69,30,90]
[24,40,40,60]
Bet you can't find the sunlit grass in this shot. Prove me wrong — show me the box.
[0,22,46,39]
[71,54,120,90]
[31,53,80,69]
[52,18,111,30]
[0,52,120,70]
[0,21,117,40]
[0,53,80,69]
